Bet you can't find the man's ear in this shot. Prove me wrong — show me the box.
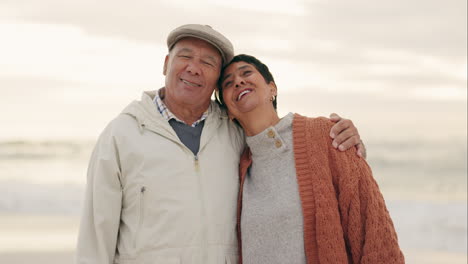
[163,55,169,75]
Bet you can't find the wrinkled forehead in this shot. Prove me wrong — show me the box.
[171,37,222,61]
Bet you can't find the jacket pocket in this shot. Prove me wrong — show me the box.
[133,185,146,249]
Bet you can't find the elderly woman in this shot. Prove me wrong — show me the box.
[216,54,404,264]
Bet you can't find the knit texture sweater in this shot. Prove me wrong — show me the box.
[236,114,404,264]
[241,113,306,264]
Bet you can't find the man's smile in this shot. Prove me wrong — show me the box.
[181,78,202,87]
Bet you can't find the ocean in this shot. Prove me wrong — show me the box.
[0,138,466,263]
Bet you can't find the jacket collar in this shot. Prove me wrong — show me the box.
[120,88,229,141]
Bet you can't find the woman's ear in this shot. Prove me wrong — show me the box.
[269,81,277,97]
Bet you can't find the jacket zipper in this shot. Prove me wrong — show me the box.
[134,186,146,249]
[194,155,200,171]
[194,154,207,260]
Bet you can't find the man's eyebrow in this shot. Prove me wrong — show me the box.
[176,48,193,54]
[176,48,219,65]
[221,65,251,84]
[203,55,220,66]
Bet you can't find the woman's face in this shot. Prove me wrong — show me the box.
[220,61,276,119]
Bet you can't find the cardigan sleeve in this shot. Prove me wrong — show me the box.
[327,131,405,263]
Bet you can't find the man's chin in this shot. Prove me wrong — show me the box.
[179,95,211,107]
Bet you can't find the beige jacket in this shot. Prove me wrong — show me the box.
[76,90,244,264]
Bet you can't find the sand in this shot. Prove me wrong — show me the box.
[0,250,74,264]
[0,214,466,264]
[0,214,78,263]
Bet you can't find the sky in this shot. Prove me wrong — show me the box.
[0,0,466,141]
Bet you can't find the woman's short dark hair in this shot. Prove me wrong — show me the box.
[216,54,277,110]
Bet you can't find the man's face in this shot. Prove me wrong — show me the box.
[163,37,222,108]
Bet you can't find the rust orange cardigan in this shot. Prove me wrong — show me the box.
[236,114,404,264]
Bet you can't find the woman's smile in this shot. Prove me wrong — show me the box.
[236,88,254,101]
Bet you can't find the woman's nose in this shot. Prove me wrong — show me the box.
[235,77,245,88]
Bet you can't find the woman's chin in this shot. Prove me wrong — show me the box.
[236,106,260,117]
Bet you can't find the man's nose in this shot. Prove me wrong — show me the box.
[186,61,202,75]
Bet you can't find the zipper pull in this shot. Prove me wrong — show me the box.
[141,186,146,193]
[194,156,200,171]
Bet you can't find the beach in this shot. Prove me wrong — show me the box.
[0,138,466,263]
[0,214,466,264]
[0,251,74,264]
[0,215,77,264]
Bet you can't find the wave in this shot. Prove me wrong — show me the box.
[0,140,94,159]
[0,180,465,254]
[1,181,84,215]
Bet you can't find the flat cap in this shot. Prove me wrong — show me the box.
[167,24,234,66]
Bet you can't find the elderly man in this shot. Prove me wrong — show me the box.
[76,24,364,264]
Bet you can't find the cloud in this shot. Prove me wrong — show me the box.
[301,0,467,58]
[1,0,465,60]
[0,0,465,99]
[0,22,166,86]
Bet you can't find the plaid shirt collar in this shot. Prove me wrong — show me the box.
[154,88,209,127]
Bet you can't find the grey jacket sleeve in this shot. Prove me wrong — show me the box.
[76,124,122,264]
